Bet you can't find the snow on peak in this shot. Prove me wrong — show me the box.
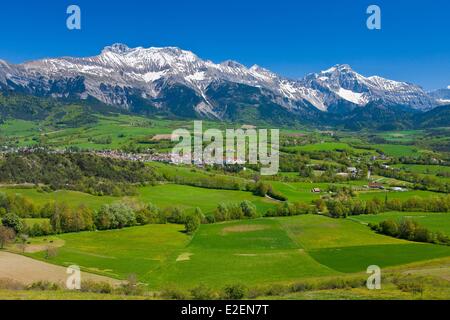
[102,43,134,54]
[220,60,246,69]
[337,88,367,105]
[0,45,436,113]
[321,64,352,74]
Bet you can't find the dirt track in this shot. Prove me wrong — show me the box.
[0,251,121,286]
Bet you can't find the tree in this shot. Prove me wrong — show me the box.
[253,182,269,197]
[0,226,16,249]
[95,206,114,230]
[194,207,205,223]
[398,219,418,240]
[18,234,29,253]
[184,215,201,235]
[240,201,258,218]
[379,220,399,237]
[2,213,24,233]
[95,202,136,230]
[415,227,432,243]
[215,203,230,222]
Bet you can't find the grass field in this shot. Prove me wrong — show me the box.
[266,181,326,203]
[390,164,450,175]
[22,218,49,227]
[282,142,375,155]
[357,190,442,201]
[0,188,118,209]
[371,144,427,157]
[350,211,450,236]
[0,183,278,215]
[28,224,190,284]
[25,214,450,290]
[138,184,277,215]
[309,243,450,273]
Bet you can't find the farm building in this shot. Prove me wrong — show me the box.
[368,182,384,189]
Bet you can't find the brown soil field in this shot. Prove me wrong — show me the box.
[0,251,121,286]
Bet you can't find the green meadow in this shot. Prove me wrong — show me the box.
[1,183,278,215]
[0,188,117,209]
[357,190,442,201]
[371,144,427,157]
[350,211,450,236]
[27,214,450,289]
[283,142,375,154]
[137,184,277,215]
[390,164,450,175]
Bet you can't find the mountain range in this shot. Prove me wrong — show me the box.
[0,43,448,129]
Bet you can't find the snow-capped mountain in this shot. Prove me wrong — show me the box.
[0,44,440,120]
[300,64,436,112]
[429,86,450,105]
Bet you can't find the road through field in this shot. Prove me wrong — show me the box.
[0,251,121,286]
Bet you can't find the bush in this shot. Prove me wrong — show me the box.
[223,284,247,300]
[28,281,60,291]
[263,284,289,296]
[253,182,270,197]
[161,287,191,300]
[290,281,314,293]
[316,277,365,290]
[190,285,218,300]
[165,207,186,224]
[394,277,425,295]
[118,274,144,296]
[80,281,113,294]
[379,220,399,237]
[240,201,258,219]
[205,214,216,224]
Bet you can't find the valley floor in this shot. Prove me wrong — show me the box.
[3,214,450,300]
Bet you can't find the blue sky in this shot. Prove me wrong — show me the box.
[0,0,448,90]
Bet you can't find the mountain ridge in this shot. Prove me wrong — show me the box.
[0,43,447,127]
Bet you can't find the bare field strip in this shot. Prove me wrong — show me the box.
[0,252,121,286]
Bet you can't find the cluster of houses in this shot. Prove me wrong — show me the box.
[94,150,174,163]
[0,146,65,155]
[0,146,176,164]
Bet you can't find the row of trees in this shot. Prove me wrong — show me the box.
[210,201,259,223]
[0,192,39,218]
[0,200,206,238]
[266,202,316,217]
[370,219,450,246]
[320,195,450,219]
